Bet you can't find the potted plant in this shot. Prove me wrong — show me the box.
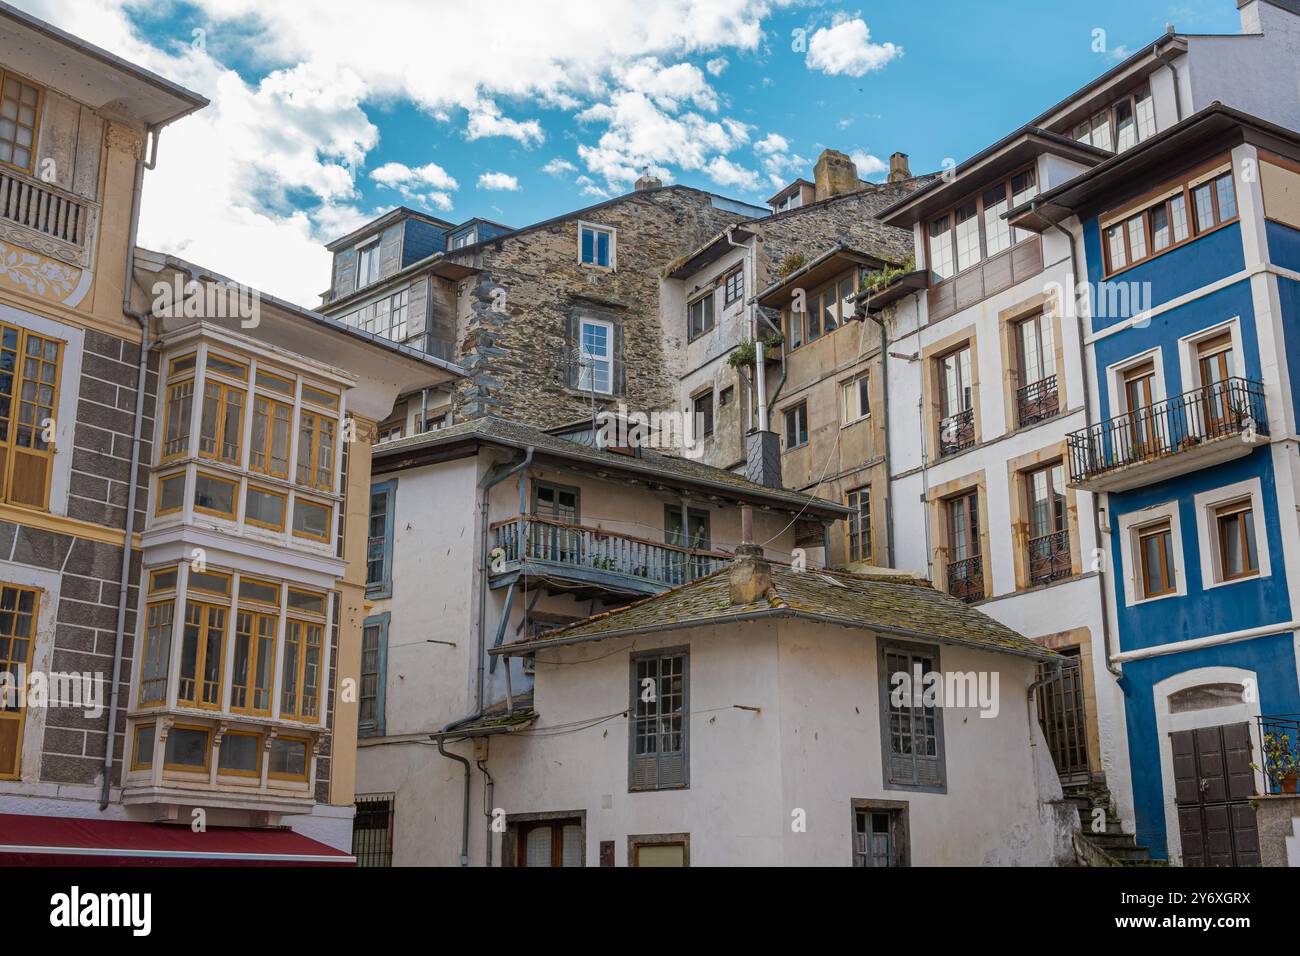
[726,340,757,371]
[1258,731,1300,793]
[761,330,784,360]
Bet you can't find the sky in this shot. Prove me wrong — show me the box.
[15,0,1241,306]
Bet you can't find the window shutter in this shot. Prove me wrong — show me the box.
[379,224,402,279]
[333,250,357,298]
[657,750,686,788]
[406,277,428,338]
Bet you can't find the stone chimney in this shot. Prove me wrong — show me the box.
[729,506,774,605]
[888,152,911,183]
[634,166,662,191]
[812,149,860,201]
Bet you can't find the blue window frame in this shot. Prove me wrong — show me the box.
[367,479,397,598]
[359,612,389,738]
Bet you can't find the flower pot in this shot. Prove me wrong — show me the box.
[1283,774,1299,794]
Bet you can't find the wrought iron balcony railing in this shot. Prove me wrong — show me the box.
[1017,375,1059,428]
[1027,529,1071,586]
[491,515,730,590]
[938,407,975,458]
[1257,714,1300,795]
[1067,378,1267,486]
[946,555,984,603]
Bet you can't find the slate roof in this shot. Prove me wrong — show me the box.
[491,563,1055,662]
[373,415,850,518]
[430,693,537,740]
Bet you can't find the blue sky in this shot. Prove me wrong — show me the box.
[18,0,1241,302]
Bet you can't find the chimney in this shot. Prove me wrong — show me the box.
[634,166,662,191]
[812,148,860,201]
[729,506,774,605]
[888,152,911,183]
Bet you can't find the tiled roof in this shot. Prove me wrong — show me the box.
[432,693,537,739]
[374,415,850,518]
[492,563,1055,661]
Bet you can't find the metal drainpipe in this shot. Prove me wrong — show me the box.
[100,124,161,811]
[868,301,896,569]
[1044,210,1122,679]
[727,228,765,431]
[911,298,933,581]
[478,759,495,867]
[435,446,533,866]
[1155,47,1185,122]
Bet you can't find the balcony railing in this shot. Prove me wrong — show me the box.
[1017,375,1059,428]
[0,167,98,268]
[1067,378,1267,487]
[938,407,975,458]
[946,555,984,603]
[1257,714,1300,795]
[491,515,730,591]
[1027,529,1071,586]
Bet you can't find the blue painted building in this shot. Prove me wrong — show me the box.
[1021,104,1300,863]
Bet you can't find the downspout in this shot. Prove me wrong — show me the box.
[912,297,933,580]
[1155,45,1185,122]
[868,302,895,568]
[728,228,765,430]
[435,445,533,866]
[100,124,161,810]
[1044,209,1122,679]
[478,758,495,867]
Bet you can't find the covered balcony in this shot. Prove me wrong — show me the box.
[489,515,730,599]
[0,165,99,270]
[1066,378,1267,492]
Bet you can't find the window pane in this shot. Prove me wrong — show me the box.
[218,733,260,773]
[1126,216,1147,263]
[983,184,1011,257]
[1151,203,1171,251]
[1193,183,1216,231]
[1170,194,1189,243]
[1114,98,1136,152]
[928,216,954,280]
[1134,86,1156,140]
[1215,174,1237,222]
[1106,224,1127,270]
[164,727,209,768]
[954,200,980,273]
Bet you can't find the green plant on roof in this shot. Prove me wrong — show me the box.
[775,252,807,279]
[860,254,916,295]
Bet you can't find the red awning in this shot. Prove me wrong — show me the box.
[0,813,354,866]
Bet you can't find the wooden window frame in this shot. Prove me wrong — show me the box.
[193,471,238,520]
[301,383,339,412]
[1071,84,1155,153]
[367,480,397,597]
[628,832,690,868]
[359,613,389,738]
[1101,162,1239,278]
[786,269,857,351]
[137,599,175,708]
[628,647,689,793]
[722,266,744,306]
[249,394,293,479]
[296,410,337,492]
[851,799,910,867]
[841,370,870,424]
[1214,499,1258,582]
[177,599,228,709]
[0,70,43,174]
[280,617,324,722]
[162,724,212,774]
[245,484,286,532]
[198,379,245,465]
[0,583,40,780]
[161,378,195,463]
[924,164,1037,282]
[691,390,714,438]
[130,722,156,772]
[268,735,311,782]
[0,322,64,511]
[205,352,249,381]
[847,486,872,563]
[1137,520,1176,598]
[878,640,947,793]
[216,730,263,778]
[155,471,186,517]
[230,608,277,716]
[291,495,333,543]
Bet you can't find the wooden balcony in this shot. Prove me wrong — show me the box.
[490,515,730,598]
[0,167,99,269]
[1067,378,1267,492]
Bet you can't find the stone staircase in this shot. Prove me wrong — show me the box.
[1065,781,1164,867]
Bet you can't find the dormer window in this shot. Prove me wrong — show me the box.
[355,239,380,290]
[1072,85,1156,154]
[451,230,475,250]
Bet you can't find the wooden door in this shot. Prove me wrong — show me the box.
[1171,723,1260,866]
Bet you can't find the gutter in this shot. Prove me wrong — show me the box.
[433,446,534,866]
[100,123,161,810]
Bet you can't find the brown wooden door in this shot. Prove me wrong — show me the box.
[1123,362,1157,458]
[1171,723,1260,866]
[1197,334,1233,435]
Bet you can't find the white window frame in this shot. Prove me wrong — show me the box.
[841,371,870,425]
[577,317,614,395]
[355,239,380,290]
[577,221,616,270]
[1117,500,1186,606]
[1193,477,1270,590]
[1178,318,1246,391]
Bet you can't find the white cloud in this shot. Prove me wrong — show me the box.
[576,175,611,198]
[705,57,729,76]
[850,150,888,179]
[542,157,578,176]
[806,17,902,77]
[705,156,760,191]
[477,171,521,191]
[753,133,807,187]
[372,161,459,191]
[14,0,799,303]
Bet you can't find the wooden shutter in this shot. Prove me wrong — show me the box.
[565,312,581,388]
[612,320,626,396]
[406,277,428,338]
[333,249,357,298]
[379,223,402,279]
[879,642,945,791]
[628,650,689,791]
